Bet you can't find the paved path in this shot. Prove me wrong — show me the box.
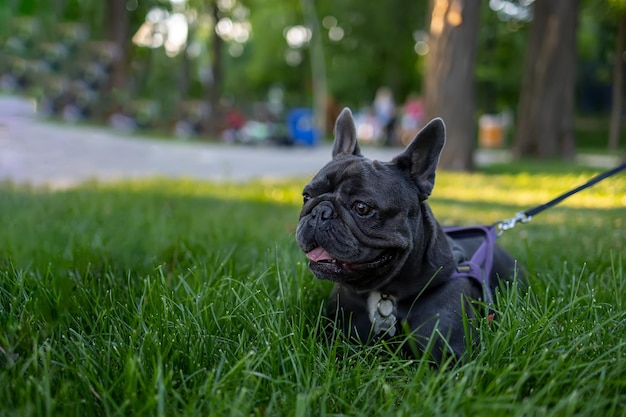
[0,96,406,189]
[0,96,619,189]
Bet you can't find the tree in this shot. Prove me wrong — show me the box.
[513,0,580,159]
[103,0,162,92]
[105,0,131,90]
[424,0,481,171]
[608,4,626,152]
[203,0,224,136]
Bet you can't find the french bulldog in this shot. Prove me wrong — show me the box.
[295,108,519,362]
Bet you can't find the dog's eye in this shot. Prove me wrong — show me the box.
[352,201,374,216]
[303,193,311,204]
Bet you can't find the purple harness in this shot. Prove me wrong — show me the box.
[443,225,498,304]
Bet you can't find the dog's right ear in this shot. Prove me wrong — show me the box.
[332,107,362,158]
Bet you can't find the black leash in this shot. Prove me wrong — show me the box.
[496,161,626,235]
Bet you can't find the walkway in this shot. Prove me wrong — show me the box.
[0,96,618,189]
[0,96,403,189]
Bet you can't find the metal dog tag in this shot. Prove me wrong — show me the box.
[367,291,397,337]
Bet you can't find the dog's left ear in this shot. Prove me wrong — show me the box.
[392,118,446,200]
[332,107,362,158]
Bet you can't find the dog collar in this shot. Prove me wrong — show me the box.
[367,291,397,337]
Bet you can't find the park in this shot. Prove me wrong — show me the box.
[1,1,626,416]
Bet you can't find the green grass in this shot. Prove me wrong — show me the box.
[0,165,625,417]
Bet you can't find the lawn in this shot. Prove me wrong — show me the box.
[0,163,625,417]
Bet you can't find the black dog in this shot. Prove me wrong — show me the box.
[295,108,519,361]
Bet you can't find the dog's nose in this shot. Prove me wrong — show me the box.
[311,202,336,222]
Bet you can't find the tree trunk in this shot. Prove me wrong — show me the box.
[105,0,130,90]
[204,1,224,138]
[302,0,327,140]
[179,23,195,100]
[424,0,481,171]
[513,0,579,160]
[608,12,625,152]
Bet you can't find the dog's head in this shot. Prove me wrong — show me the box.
[295,108,446,292]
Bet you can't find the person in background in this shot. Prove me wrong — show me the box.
[399,93,425,145]
[373,86,396,146]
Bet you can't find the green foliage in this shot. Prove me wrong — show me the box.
[240,0,427,106]
[1,167,625,416]
[608,0,626,10]
[9,0,163,39]
[4,0,622,129]
[314,0,427,106]
[476,4,529,113]
[240,0,308,104]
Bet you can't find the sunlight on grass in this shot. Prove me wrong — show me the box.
[94,177,307,206]
[86,166,626,212]
[434,171,626,210]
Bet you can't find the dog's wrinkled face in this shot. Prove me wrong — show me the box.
[295,108,446,292]
[296,155,416,291]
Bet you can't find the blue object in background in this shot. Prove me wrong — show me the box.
[287,108,319,146]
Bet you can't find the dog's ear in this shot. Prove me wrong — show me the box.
[392,118,446,200]
[332,107,362,158]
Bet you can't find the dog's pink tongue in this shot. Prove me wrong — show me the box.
[306,247,334,262]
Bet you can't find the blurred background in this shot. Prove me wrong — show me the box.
[0,0,624,171]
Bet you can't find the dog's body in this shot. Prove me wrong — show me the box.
[295,108,519,361]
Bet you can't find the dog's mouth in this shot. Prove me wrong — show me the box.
[305,246,393,273]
